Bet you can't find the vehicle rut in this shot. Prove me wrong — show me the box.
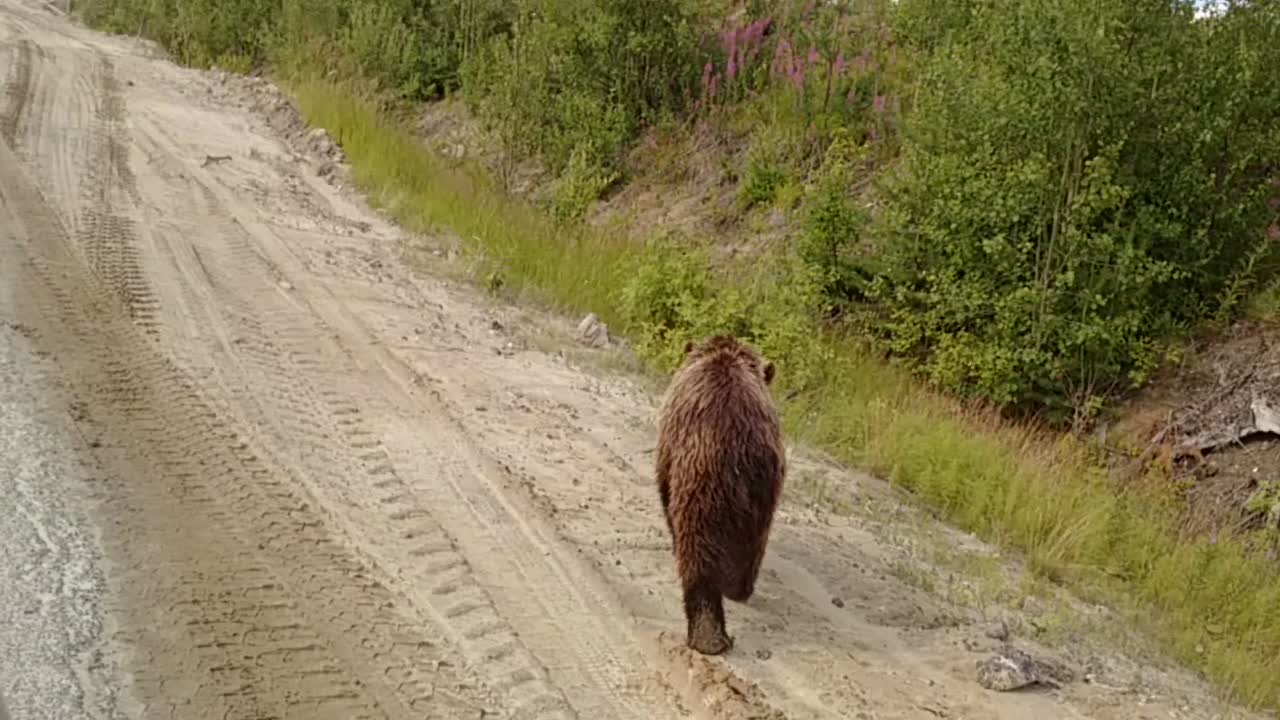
[3,138,498,719]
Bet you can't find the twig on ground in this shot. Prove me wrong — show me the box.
[200,154,232,168]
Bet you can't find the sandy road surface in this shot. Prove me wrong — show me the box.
[0,2,1268,718]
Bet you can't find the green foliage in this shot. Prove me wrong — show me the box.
[617,238,747,370]
[617,236,833,388]
[461,0,706,181]
[1246,275,1280,321]
[79,0,511,100]
[871,0,1280,418]
[738,145,788,209]
[338,2,445,99]
[797,129,873,305]
[80,0,278,68]
[551,148,619,223]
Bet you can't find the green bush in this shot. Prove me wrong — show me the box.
[551,147,620,223]
[618,236,834,389]
[461,0,706,179]
[797,129,873,306]
[617,238,748,370]
[81,0,278,69]
[338,2,444,100]
[870,0,1280,419]
[738,146,788,209]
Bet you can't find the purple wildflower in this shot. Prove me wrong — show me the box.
[790,60,805,90]
[808,46,821,66]
[852,49,874,73]
[771,37,793,79]
[721,27,737,54]
[727,56,738,81]
[834,51,847,76]
[873,94,887,113]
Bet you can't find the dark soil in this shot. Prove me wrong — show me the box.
[1108,319,1280,545]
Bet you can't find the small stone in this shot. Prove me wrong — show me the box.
[985,621,1009,641]
[575,313,609,348]
[278,279,293,291]
[831,597,845,609]
[976,646,1066,692]
[755,648,773,660]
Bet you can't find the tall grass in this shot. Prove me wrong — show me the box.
[289,78,1280,710]
[293,77,635,320]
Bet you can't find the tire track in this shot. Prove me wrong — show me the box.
[66,55,157,336]
[170,131,687,717]
[0,37,32,144]
[177,150,688,717]
[1,138,496,720]
[168,178,582,720]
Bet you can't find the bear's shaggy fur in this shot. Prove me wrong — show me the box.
[655,335,786,655]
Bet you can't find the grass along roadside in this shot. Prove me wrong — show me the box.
[288,76,1280,710]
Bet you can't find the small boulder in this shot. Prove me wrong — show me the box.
[976,646,1067,692]
[576,313,609,348]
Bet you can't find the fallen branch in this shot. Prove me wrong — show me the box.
[1139,368,1257,464]
[200,154,232,168]
[1176,395,1280,458]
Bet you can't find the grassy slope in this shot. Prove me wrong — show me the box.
[291,77,1280,709]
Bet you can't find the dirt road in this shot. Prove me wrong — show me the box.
[0,2,1266,718]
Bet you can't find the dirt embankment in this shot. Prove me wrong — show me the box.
[0,1,1267,718]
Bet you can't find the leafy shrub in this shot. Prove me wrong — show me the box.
[462,0,706,179]
[738,145,788,209]
[618,237,749,370]
[339,2,446,100]
[797,129,873,306]
[619,236,834,389]
[551,147,620,223]
[870,0,1280,419]
[81,0,278,68]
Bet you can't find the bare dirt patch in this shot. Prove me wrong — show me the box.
[1109,319,1280,547]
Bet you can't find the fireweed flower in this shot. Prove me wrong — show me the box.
[771,37,793,79]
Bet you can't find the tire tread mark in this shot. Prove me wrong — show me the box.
[72,55,157,335]
[0,39,33,145]
[169,178,581,720]
[1,141,495,720]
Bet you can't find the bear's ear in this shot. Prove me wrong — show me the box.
[763,361,776,385]
[683,340,695,355]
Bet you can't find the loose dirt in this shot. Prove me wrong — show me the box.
[0,1,1269,718]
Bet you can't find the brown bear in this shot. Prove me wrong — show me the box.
[655,335,786,655]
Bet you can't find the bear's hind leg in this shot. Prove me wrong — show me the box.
[683,574,732,655]
[723,537,765,603]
